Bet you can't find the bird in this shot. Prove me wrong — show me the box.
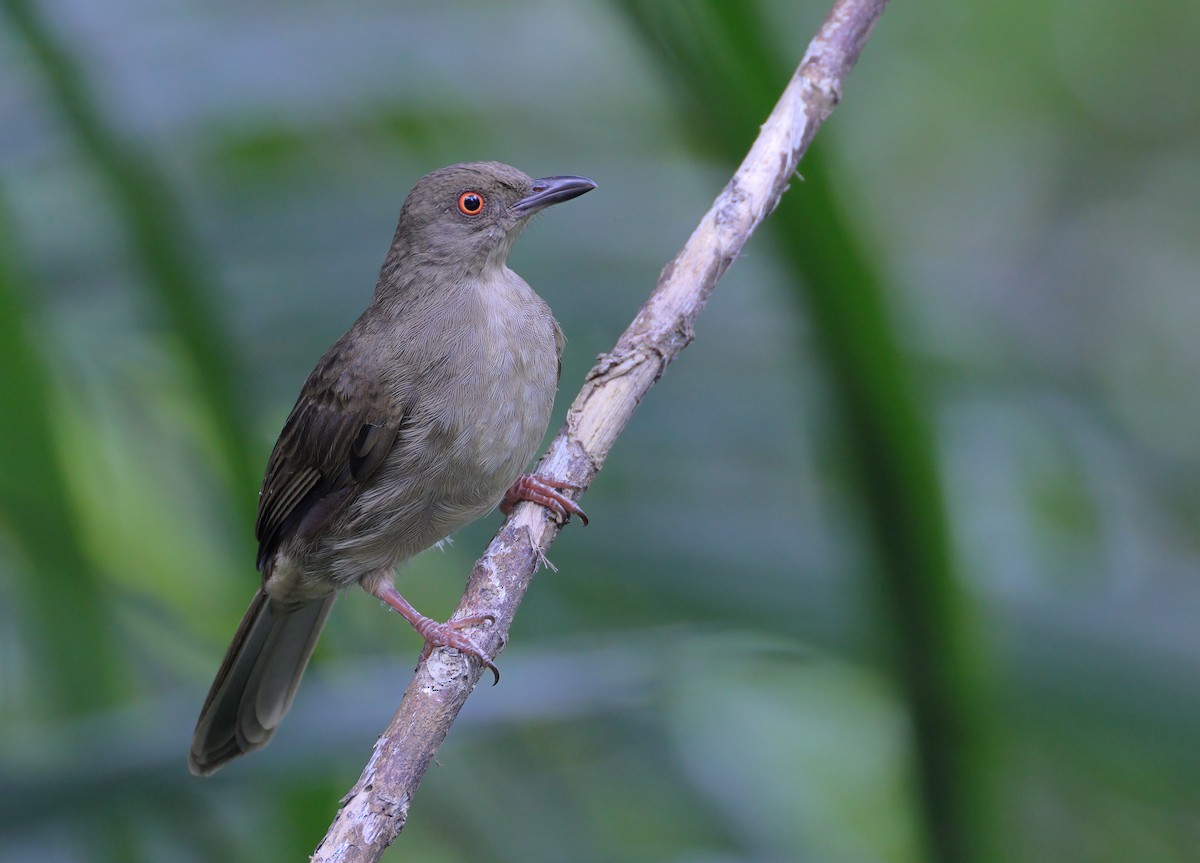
[188,161,595,776]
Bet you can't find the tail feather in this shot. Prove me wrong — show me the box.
[189,589,335,776]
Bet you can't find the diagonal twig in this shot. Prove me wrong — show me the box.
[312,1,889,859]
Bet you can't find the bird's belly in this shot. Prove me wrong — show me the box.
[310,357,556,586]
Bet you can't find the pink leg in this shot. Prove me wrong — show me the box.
[501,474,589,526]
[364,578,499,684]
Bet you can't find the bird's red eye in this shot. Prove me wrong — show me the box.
[457,191,485,216]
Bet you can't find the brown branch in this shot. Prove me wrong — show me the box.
[311,1,889,859]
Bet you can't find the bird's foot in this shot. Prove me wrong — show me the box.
[366,579,499,684]
[413,614,499,685]
[501,474,588,525]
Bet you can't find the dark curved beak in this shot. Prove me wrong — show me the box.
[512,175,597,216]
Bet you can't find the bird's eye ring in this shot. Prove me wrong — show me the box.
[457,191,485,216]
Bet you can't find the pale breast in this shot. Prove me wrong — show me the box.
[450,268,560,495]
[308,268,561,585]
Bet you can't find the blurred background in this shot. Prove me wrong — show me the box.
[2,0,1198,860]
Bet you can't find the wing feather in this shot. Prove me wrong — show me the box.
[254,345,402,571]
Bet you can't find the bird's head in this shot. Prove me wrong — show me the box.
[389,161,596,274]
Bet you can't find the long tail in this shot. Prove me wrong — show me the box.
[188,589,335,776]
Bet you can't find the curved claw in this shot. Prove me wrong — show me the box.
[502,474,589,526]
[414,619,500,683]
[367,578,501,683]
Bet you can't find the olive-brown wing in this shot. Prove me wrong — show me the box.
[254,350,400,572]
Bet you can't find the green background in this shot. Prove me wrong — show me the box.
[1,0,1198,861]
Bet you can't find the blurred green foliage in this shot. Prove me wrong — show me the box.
[1,1,1198,862]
